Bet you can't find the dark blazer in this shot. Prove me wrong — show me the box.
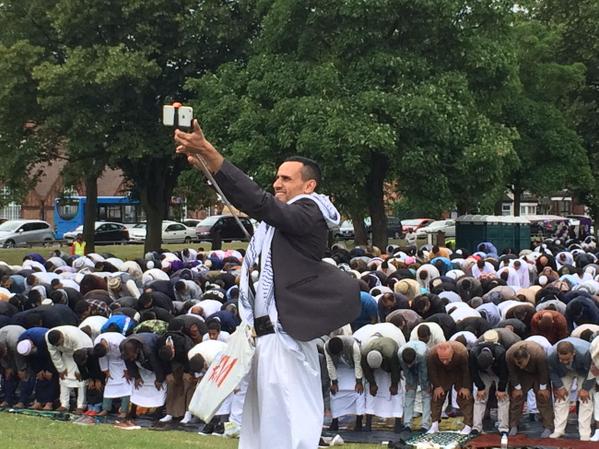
[11,304,78,329]
[157,331,194,374]
[548,337,594,390]
[469,342,508,391]
[120,332,166,382]
[506,340,550,387]
[213,161,361,340]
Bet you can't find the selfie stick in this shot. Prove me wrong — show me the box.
[170,103,252,242]
[190,154,252,242]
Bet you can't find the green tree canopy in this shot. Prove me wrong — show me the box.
[0,0,258,251]
[186,0,519,247]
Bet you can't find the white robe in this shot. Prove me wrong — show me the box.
[365,369,404,418]
[79,316,108,342]
[130,363,166,408]
[471,262,496,279]
[239,333,322,449]
[330,365,366,418]
[46,325,92,388]
[409,323,446,350]
[95,332,132,399]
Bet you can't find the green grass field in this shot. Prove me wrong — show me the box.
[0,413,381,449]
[0,238,414,267]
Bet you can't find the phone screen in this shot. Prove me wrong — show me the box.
[178,106,193,128]
[163,105,176,126]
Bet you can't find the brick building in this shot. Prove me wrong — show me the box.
[1,159,127,226]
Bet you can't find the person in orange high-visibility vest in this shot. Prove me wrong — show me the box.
[70,234,86,256]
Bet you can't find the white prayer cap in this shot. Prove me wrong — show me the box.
[146,260,155,269]
[445,269,465,280]
[366,350,383,369]
[17,340,33,356]
[86,253,105,263]
[72,256,94,271]
[482,330,499,344]
[106,258,124,271]
[538,275,548,286]
[41,298,53,306]
[322,257,337,266]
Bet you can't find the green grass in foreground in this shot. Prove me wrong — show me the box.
[0,413,381,449]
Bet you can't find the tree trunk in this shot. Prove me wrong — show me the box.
[366,152,389,250]
[141,181,167,253]
[493,199,503,216]
[513,184,523,217]
[591,206,599,241]
[119,154,188,254]
[83,173,98,253]
[143,200,165,253]
[350,209,368,246]
[456,202,470,216]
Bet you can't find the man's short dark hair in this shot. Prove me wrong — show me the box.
[327,337,343,355]
[284,156,322,186]
[207,320,221,332]
[74,300,90,316]
[557,341,574,355]
[580,329,595,342]
[189,354,206,373]
[47,330,63,346]
[402,347,416,364]
[158,344,174,361]
[417,324,431,339]
[93,343,108,358]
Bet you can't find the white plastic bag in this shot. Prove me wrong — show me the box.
[189,323,255,422]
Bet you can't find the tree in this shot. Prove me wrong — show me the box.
[185,0,518,248]
[535,0,599,232]
[491,18,592,216]
[0,0,259,252]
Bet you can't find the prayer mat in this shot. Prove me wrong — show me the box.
[405,431,472,449]
[5,408,72,421]
[467,433,594,449]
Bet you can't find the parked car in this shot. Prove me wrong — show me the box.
[334,217,402,240]
[416,219,456,238]
[182,219,202,228]
[0,220,55,248]
[335,220,356,240]
[129,221,196,244]
[64,221,129,244]
[386,216,403,239]
[401,218,434,233]
[195,215,254,242]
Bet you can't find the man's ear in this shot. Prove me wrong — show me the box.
[304,179,317,193]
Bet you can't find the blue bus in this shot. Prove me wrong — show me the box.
[54,196,145,239]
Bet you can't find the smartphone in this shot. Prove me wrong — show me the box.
[163,105,176,126]
[162,105,193,128]
[178,106,193,128]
